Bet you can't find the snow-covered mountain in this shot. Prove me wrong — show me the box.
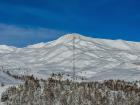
[1,33,140,81]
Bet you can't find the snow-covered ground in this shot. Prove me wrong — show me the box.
[0,85,12,105]
[1,33,140,81]
[0,70,23,104]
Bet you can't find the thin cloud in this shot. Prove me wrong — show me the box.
[0,23,65,47]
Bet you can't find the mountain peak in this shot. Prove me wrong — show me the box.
[64,33,81,37]
[56,33,92,44]
[59,33,82,40]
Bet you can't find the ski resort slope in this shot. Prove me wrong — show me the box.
[1,33,140,81]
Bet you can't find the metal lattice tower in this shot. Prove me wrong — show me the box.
[72,35,76,81]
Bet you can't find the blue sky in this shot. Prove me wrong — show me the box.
[0,0,140,47]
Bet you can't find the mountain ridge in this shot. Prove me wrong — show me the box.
[27,33,140,50]
[1,33,140,50]
[1,33,140,81]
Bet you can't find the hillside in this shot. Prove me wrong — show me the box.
[0,33,140,81]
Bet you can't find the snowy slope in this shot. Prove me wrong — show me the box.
[1,33,140,81]
[0,71,21,85]
[0,70,22,104]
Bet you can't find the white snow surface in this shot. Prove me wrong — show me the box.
[1,33,140,81]
[0,86,10,105]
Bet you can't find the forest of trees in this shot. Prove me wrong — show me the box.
[1,73,140,105]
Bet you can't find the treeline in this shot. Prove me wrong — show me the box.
[1,75,140,105]
[3,70,31,81]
